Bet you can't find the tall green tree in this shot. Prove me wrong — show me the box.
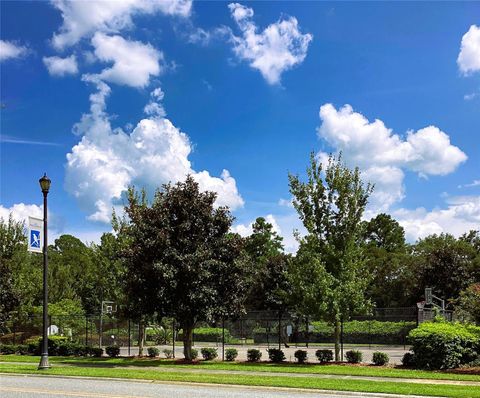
[88,232,126,315]
[363,213,406,252]
[0,216,26,329]
[243,217,290,311]
[288,153,373,360]
[362,214,412,307]
[118,176,246,359]
[48,235,95,308]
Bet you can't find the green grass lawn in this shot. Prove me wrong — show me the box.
[0,362,479,398]
[1,354,479,382]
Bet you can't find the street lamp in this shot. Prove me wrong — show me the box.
[38,173,51,370]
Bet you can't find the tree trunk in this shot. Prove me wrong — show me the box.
[138,317,145,357]
[182,323,194,361]
[334,320,341,361]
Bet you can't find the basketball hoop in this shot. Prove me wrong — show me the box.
[101,301,117,315]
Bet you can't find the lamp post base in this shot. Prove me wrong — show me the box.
[38,354,51,370]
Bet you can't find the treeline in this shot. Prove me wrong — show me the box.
[1,154,479,359]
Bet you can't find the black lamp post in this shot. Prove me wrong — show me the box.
[38,173,51,370]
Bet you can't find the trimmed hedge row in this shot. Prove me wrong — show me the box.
[253,321,415,345]
[0,336,103,357]
[177,327,233,343]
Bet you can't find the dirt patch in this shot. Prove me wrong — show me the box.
[445,367,480,375]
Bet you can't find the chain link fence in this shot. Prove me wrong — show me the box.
[1,307,420,358]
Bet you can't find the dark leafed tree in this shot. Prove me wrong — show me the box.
[288,153,373,360]
[361,213,412,307]
[411,233,479,302]
[48,235,95,306]
[89,232,126,314]
[118,176,245,360]
[456,283,480,324]
[363,213,406,252]
[244,217,284,261]
[243,217,291,311]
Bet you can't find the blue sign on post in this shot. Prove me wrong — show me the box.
[28,217,43,253]
[30,230,41,249]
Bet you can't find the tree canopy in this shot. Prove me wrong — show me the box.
[288,153,373,359]
[118,176,246,359]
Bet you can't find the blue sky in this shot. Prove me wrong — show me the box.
[1,1,479,251]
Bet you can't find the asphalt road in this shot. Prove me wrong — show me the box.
[0,374,408,398]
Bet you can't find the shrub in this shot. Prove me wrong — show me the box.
[37,336,68,356]
[267,348,285,363]
[294,349,308,364]
[105,345,120,357]
[247,348,262,362]
[0,344,17,354]
[57,342,88,357]
[16,344,30,355]
[225,348,238,361]
[372,351,389,366]
[345,350,362,363]
[200,347,218,360]
[408,321,480,369]
[147,347,159,358]
[315,349,333,363]
[146,326,172,345]
[402,352,416,367]
[163,349,174,359]
[27,341,40,355]
[190,348,198,360]
[89,347,103,357]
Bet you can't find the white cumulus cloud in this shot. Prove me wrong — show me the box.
[51,0,192,50]
[227,3,312,84]
[0,203,43,224]
[0,40,28,62]
[65,78,244,223]
[91,33,162,88]
[457,25,480,75]
[231,214,282,237]
[317,104,467,211]
[393,195,480,242]
[43,54,78,76]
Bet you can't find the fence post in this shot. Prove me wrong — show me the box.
[240,319,244,345]
[266,320,270,348]
[305,317,309,348]
[278,312,281,350]
[172,319,175,359]
[99,313,103,348]
[340,318,344,361]
[368,319,372,349]
[128,319,131,357]
[222,317,225,361]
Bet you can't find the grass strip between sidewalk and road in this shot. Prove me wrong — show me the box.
[1,363,480,398]
[1,355,479,382]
